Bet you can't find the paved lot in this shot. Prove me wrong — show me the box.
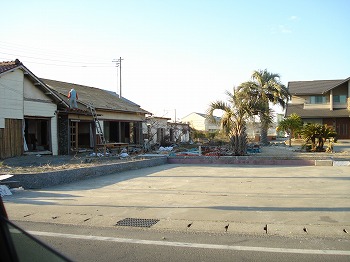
[3,164,350,238]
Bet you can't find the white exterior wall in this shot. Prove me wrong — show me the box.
[24,100,56,117]
[24,77,52,101]
[0,69,24,128]
[205,119,220,132]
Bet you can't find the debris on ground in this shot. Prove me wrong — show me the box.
[1,139,350,175]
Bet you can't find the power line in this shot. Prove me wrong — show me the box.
[21,60,114,68]
[0,51,112,67]
[0,41,114,67]
[0,41,110,62]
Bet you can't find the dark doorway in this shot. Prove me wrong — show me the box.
[24,118,50,152]
[69,120,92,150]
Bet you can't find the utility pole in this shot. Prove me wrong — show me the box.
[112,57,124,97]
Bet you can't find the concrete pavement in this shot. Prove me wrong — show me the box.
[3,164,350,239]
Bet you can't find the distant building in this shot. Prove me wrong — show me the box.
[143,116,190,147]
[181,112,220,132]
[246,115,282,142]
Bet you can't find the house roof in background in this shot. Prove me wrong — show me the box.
[286,103,350,118]
[147,116,171,120]
[182,112,221,121]
[41,78,150,114]
[0,59,22,74]
[288,78,349,95]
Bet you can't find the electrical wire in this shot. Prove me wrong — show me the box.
[0,41,110,61]
[0,41,115,68]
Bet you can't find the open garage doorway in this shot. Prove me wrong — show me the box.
[24,118,51,153]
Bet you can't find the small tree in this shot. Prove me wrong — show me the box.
[207,131,218,141]
[301,123,336,152]
[192,129,206,142]
[277,113,303,147]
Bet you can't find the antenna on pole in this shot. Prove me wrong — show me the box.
[112,57,124,97]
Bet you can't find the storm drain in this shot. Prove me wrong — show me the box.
[115,218,160,228]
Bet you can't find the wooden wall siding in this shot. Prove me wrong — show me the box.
[0,119,23,159]
[0,70,24,122]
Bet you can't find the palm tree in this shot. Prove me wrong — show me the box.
[277,113,303,147]
[207,90,251,155]
[301,123,337,151]
[236,69,290,145]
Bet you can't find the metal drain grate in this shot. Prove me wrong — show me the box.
[115,218,160,228]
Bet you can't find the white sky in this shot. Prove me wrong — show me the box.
[1,0,350,121]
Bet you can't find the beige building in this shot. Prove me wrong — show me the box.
[181,112,220,132]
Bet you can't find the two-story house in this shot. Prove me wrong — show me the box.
[285,78,350,139]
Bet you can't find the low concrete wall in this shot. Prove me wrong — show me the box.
[314,160,333,166]
[168,156,315,166]
[6,157,167,189]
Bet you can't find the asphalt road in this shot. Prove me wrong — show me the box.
[16,221,350,262]
[3,164,350,261]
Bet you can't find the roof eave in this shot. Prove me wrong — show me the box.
[323,77,350,94]
[95,107,149,115]
[24,65,71,107]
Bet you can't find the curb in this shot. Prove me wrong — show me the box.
[4,157,167,189]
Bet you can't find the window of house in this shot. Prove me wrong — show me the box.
[333,95,347,104]
[310,96,326,104]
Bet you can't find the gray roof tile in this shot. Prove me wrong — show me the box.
[0,59,22,74]
[288,79,345,95]
[41,78,150,114]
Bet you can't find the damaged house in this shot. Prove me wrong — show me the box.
[0,59,149,158]
[142,116,190,148]
[42,79,149,154]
